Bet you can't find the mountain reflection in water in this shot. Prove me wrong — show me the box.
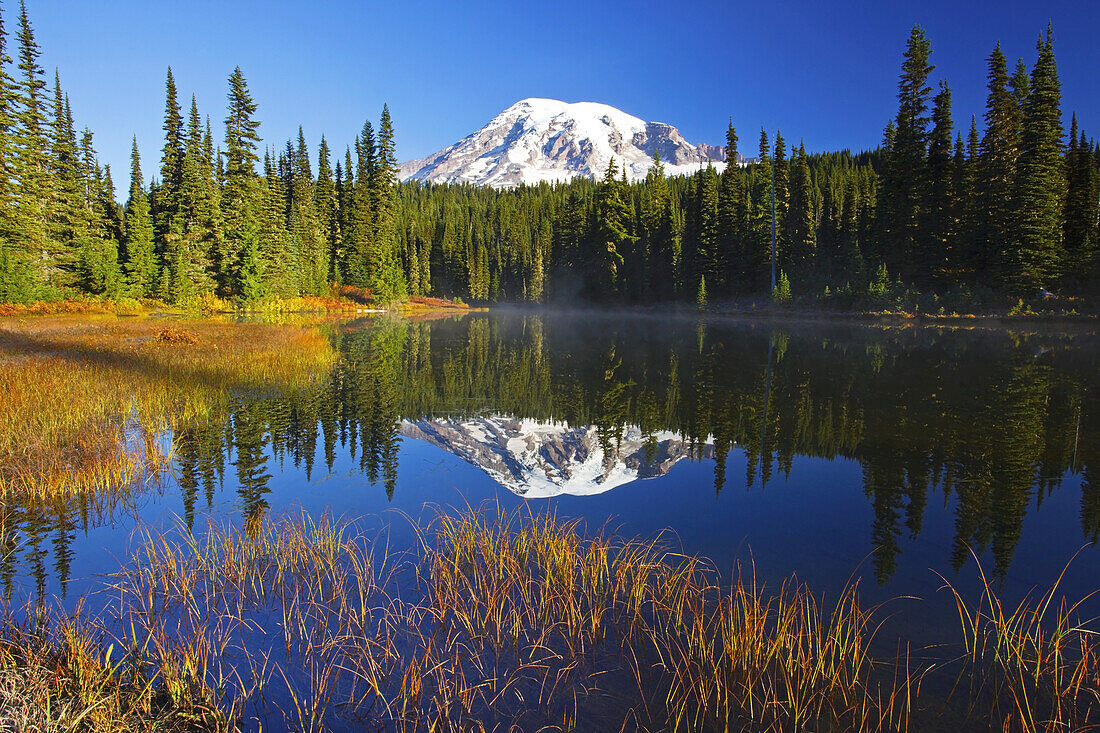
[401,416,705,497]
[3,311,1098,602]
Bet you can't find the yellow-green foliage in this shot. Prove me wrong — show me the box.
[0,607,236,732]
[0,315,335,507]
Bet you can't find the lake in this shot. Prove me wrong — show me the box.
[2,309,1098,729]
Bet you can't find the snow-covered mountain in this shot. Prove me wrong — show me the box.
[400,98,735,189]
[400,416,713,498]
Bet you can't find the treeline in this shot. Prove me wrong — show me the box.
[0,1,406,305]
[0,4,1098,306]
[398,25,1099,304]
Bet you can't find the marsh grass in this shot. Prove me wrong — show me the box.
[0,603,235,732]
[0,315,335,509]
[936,554,1100,731]
[0,508,1095,731]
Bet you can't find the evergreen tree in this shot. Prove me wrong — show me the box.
[1010,25,1065,290]
[717,120,742,292]
[772,131,789,263]
[315,135,339,286]
[257,149,295,296]
[75,129,122,296]
[924,80,955,282]
[288,127,326,295]
[530,217,548,302]
[344,121,375,288]
[686,163,719,291]
[368,104,405,299]
[222,66,262,300]
[175,95,219,296]
[46,72,82,279]
[12,0,51,286]
[123,137,156,296]
[593,157,636,293]
[642,153,676,299]
[953,117,980,278]
[1063,120,1098,281]
[750,128,774,286]
[786,142,815,269]
[1011,58,1031,109]
[0,2,16,242]
[882,26,934,282]
[155,67,184,272]
[978,43,1022,285]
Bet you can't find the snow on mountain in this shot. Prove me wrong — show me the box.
[400,415,713,498]
[400,98,736,189]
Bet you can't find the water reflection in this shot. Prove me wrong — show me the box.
[401,417,701,497]
[3,312,1099,598]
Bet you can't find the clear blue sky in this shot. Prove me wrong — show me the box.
[29,0,1100,191]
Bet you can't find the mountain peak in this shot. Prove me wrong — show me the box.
[400,98,731,189]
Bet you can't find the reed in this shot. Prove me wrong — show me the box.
[0,602,236,732]
[937,555,1100,731]
[0,507,1095,731]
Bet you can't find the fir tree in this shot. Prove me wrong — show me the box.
[1011,58,1031,109]
[1063,120,1098,281]
[156,67,184,258]
[1010,25,1066,290]
[344,121,375,288]
[222,66,262,299]
[122,137,156,296]
[594,157,636,293]
[954,116,981,278]
[0,2,15,240]
[750,128,773,285]
[687,163,719,291]
[530,217,548,302]
[288,127,326,295]
[979,43,1022,285]
[46,72,82,280]
[315,135,339,285]
[924,80,955,282]
[786,143,815,269]
[772,131,789,264]
[882,26,934,282]
[642,153,675,300]
[257,149,295,296]
[368,104,405,299]
[717,119,742,291]
[75,129,122,296]
[176,95,219,295]
[12,0,51,286]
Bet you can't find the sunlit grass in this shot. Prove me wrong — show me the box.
[0,315,336,509]
[937,553,1100,732]
[0,508,1090,730]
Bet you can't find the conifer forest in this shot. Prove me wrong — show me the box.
[0,5,1095,308]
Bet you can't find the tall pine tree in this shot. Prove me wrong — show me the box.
[1010,25,1065,290]
[222,66,262,300]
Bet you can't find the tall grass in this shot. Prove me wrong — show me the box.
[937,555,1100,731]
[0,507,1095,730]
[0,315,335,509]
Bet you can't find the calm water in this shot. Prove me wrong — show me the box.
[4,310,1099,644]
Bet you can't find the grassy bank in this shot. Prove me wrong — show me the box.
[0,288,474,320]
[0,315,335,509]
[0,508,1093,732]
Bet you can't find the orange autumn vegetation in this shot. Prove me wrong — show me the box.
[0,315,335,508]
